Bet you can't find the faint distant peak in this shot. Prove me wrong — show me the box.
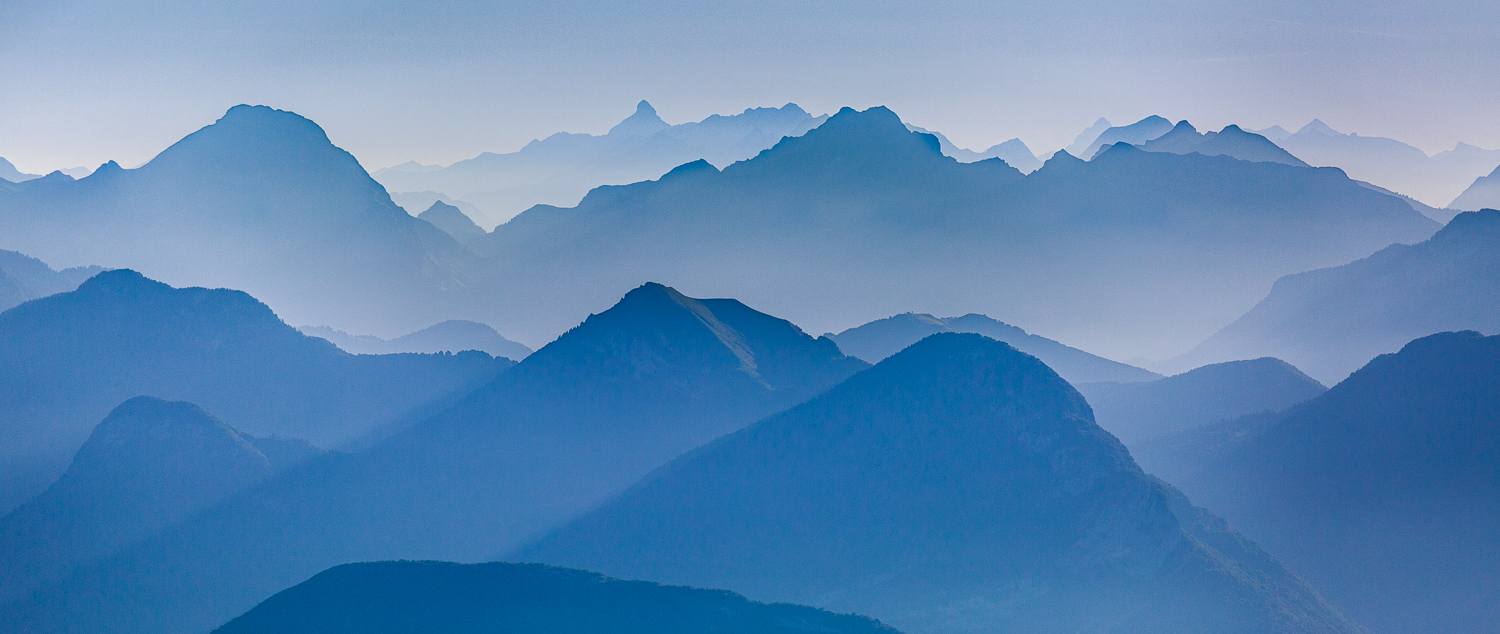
[1297,119,1342,136]
[608,100,671,137]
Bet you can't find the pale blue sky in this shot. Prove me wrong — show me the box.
[2,0,1496,173]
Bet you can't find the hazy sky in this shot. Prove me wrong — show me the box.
[2,0,1496,174]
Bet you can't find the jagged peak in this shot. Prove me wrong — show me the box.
[607,100,670,137]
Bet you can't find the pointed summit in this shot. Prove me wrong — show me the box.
[1297,119,1341,136]
[607,100,671,137]
[521,333,1362,634]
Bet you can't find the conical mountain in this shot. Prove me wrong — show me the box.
[417,200,486,245]
[0,105,474,335]
[608,100,672,137]
[214,561,899,634]
[2,283,868,634]
[0,269,507,513]
[1171,331,1500,634]
[828,312,1159,384]
[1174,208,1500,383]
[472,105,1434,359]
[0,397,317,604]
[519,333,1363,634]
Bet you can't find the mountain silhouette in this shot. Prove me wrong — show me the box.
[827,312,1158,384]
[1174,208,1500,383]
[1169,331,1500,634]
[519,333,1362,634]
[416,200,486,246]
[905,124,1040,172]
[1076,358,1325,448]
[0,397,318,604]
[214,561,899,634]
[374,102,828,223]
[472,105,1437,360]
[0,105,477,336]
[1083,115,1173,158]
[1450,164,1500,210]
[2,283,868,634]
[0,269,508,513]
[1263,120,1500,216]
[0,157,41,183]
[303,319,532,360]
[1139,121,1308,166]
[0,250,102,312]
[1063,117,1112,157]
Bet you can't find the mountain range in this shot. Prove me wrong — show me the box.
[0,157,40,183]
[301,319,532,360]
[826,312,1159,384]
[0,269,508,513]
[0,105,476,337]
[0,250,102,312]
[374,102,829,225]
[214,561,899,634]
[904,124,1041,172]
[1082,115,1173,158]
[1138,121,1308,167]
[470,105,1437,359]
[1256,120,1500,216]
[519,333,1362,634]
[1165,331,1500,634]
[0,397,319,604]
[0,283,868,634]
[1174,208,1500,383]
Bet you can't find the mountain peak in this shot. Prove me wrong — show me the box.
[734,106,942,173]
[1172,119,1198,134]
[607,100,670,137]
[1298,119,1341,136]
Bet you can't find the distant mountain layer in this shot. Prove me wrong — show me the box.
[302,319,532,360]
[0,250,102,312]
[0,397,318,604]
[374,101,829,225]
[1169,331,1500,634]
[472,105,1437,360]
[905,124,1040,172]
[1450,165,1500,211]
[1260,119,1500,216]
[0,157,41,183]
[0,269,508,513]
[521,333,1362,634]
[1138,121,1308,166]
[828,312,1159,384]
[417,201,486,246]
[1083,115,1173,158]
[1175,208,1500,383]
[3,283,868,634]
[215,561,899,634]
[1076,357,1325,446]
[0,104,477,336]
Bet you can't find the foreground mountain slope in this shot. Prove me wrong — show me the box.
[472,105,1436,360]
[0,105,475,335]
[0,397,318,604]
[1175,209,1500,383]
[828,312,1158,383]
[520,333,1362,634]
[2,283,867,634]
[0,270,507,513]
[1077,358,1326,445]
[1173,331,1500,634]
[215,561,899,634]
